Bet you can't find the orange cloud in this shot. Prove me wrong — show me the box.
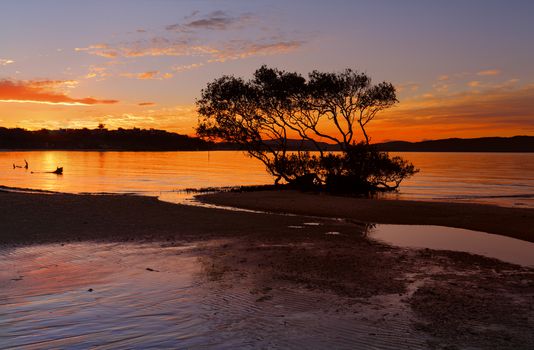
[138,102,156,106]
[208,40,303,62]
[77,36,303,62]
[138,71,158,79]
[123,44,215,58]
[477,69,501,76]
[76,39,213,58]
[172,63,205,73]
[120,71,173,80]
[27,80,79,90]
[73,10,305,85]
[75,44,118,58]
[0,79,118,106]
[84,65,111,80]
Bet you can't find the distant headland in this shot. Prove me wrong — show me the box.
[375,136,534,153]
[0,127,532,152]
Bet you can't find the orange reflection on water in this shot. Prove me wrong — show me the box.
[0,150,271,193]
[385,152,534,207]
[0,243,196,300]
[0,242,205,349]
[1,150,533,207]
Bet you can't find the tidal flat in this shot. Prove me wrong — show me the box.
[1,190,533,349]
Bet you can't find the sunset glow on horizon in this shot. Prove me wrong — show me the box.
[1,0,533,142]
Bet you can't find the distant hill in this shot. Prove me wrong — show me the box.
[374,136,534,152]
[1,127,532,152]
[268,136,534,152]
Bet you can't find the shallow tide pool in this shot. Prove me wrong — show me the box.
[368,224,534,267]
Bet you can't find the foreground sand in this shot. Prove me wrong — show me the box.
[199,190,534,242]
[1,190,534,348]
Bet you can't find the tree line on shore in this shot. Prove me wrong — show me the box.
[0,127,211,151]
[1,126,530,154]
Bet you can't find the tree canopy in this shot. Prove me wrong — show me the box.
[196,66,417,192]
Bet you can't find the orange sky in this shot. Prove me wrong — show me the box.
[1,1,533,142]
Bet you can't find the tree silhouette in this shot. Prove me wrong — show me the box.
[196,66,417,192]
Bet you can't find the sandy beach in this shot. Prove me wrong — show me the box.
[1,189,534,349]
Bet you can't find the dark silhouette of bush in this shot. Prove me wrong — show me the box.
[322,143,418,193]
[196,66,418,193]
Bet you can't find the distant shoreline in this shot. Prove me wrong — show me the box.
[0,148,215,152]
[1,149,533,153]
[1,127,532,152]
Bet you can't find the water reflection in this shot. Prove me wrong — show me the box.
[1,151,533,208]
[387,152,534,207]
[0,151,270,194]
[0,243,212,349]
[367,224,534,267]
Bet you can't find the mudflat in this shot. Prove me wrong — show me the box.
[1,190,533,349]
[199,190,534,242]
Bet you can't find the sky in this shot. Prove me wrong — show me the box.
[1,0,533,142]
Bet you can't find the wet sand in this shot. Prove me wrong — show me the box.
[199,190,534,242]
[1,190,534,349]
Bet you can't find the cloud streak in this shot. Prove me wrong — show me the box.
[77,38,304,64]
[27,80,79,90]
[171,63,205,73]
[0,59,15,66]
[477,69,501,76]
[0,79,118,106]
[75,10,305,65]
[166,11,255,32]
[121,70,173,80]
[209,40,303,62]
[76,39,216,58]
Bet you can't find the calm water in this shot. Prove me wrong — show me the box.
[368,224,534,267]
[1,151,533,207]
